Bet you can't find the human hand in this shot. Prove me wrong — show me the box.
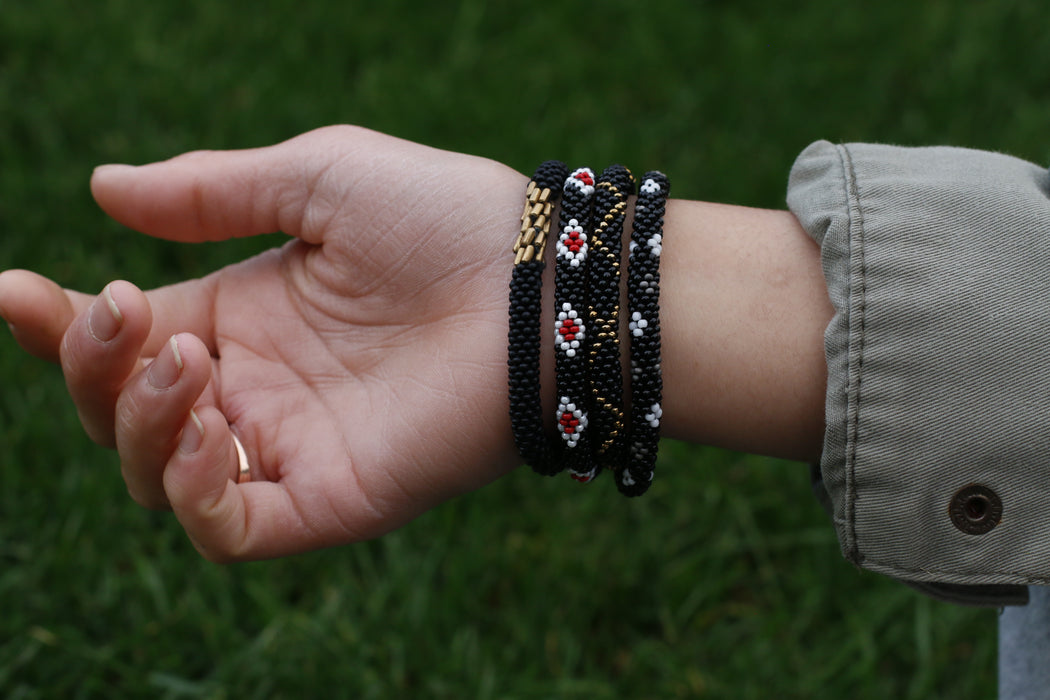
[0,126,529,561]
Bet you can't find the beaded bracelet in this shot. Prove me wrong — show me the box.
[554,167,598,482]
[508,160,569,476]
[619,171,669,496]
[587,164,635,475]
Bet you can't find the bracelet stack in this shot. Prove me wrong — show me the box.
[508,159,669,496]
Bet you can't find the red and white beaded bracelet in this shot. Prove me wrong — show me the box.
[554,167,598,482]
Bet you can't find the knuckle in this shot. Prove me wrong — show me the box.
[113,388,149,437]
[185,528,234,563]
[192,536,245,564]
[183,497,252,564]
[79,407,117,448]
[307,123,367,142]
[124,481,170,511]
[195,542,232,564]
[58,319,91,381]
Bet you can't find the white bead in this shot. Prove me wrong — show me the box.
[641,178,661,194]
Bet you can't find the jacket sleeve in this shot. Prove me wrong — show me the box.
[787,141,1050,606]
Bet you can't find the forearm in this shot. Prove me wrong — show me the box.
[648,200,830,462]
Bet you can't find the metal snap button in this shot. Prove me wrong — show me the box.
[949,484,1002,535]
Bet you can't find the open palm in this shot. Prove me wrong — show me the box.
[0,126,529,560]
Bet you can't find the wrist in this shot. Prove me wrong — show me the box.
[658,200,830,461]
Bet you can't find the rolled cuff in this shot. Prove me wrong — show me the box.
[788,140,1050,601]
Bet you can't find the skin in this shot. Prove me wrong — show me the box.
[0,125,834,562]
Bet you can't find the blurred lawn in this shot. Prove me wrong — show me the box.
[3,0,1048,697]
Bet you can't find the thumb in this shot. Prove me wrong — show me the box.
[89,125,387,245]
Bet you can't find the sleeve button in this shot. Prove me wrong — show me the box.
[949,484,1002,535]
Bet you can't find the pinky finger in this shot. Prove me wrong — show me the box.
[163,406,311,562]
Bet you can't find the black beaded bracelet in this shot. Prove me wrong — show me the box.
[587,164,635,475]
[619,171,669,496]
[508,160,569,476]
[554,167,598,482]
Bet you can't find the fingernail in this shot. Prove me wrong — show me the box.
[88,284,123,342]
[180,409,204,454]
[148,336,183,390]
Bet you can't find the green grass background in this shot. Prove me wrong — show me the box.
[3,0,1048,697]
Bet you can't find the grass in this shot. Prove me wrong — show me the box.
[4,0,1047,696]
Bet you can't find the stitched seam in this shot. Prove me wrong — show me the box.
[858,554,1050,584]
[838,144,866,564]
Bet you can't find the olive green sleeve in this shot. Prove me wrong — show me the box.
[788,141,1050,605]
